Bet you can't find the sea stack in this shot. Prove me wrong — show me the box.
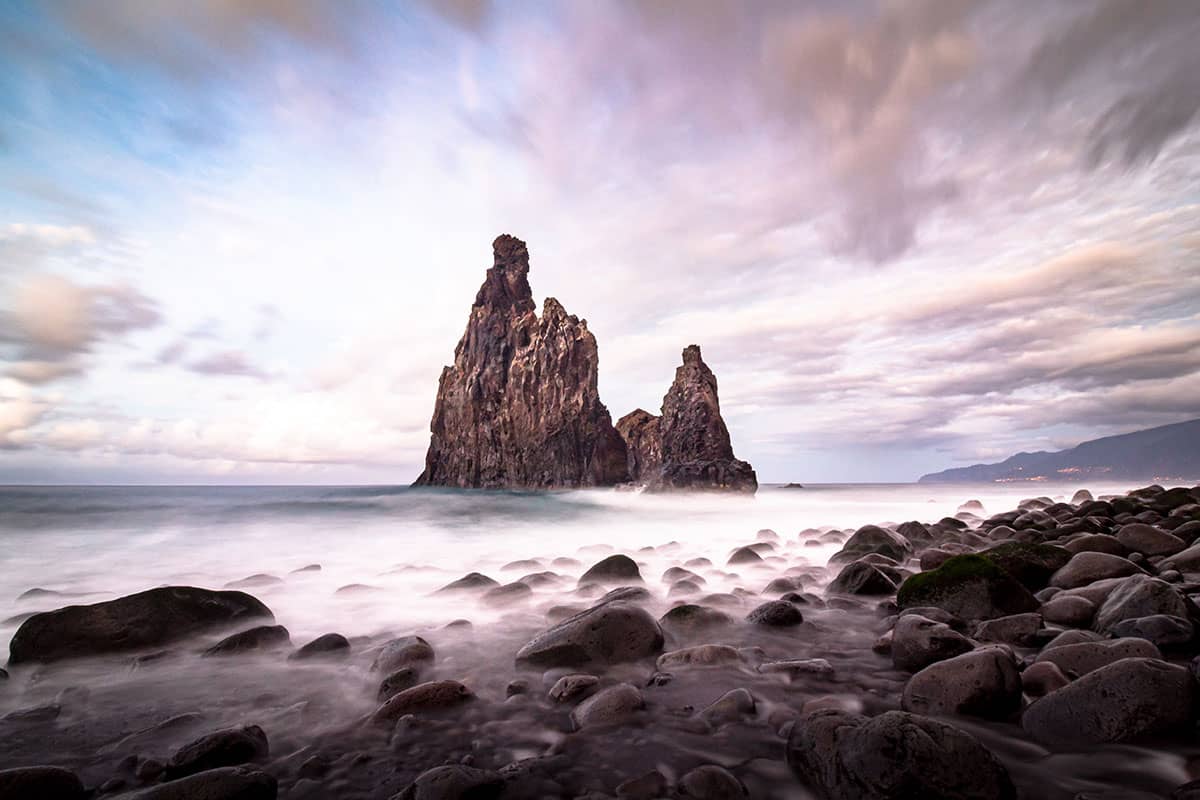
[414,235,629,489]
[620,346,758,493]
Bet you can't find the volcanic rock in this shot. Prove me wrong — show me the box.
[8,586,272,664]
[413,235,628,488]
[632,346,757,493]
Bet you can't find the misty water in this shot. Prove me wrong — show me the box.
[0,482,1192,798]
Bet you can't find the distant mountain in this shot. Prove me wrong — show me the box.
[919,418,1200,484]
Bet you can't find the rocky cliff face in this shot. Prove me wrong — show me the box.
[619,346,758,493]
[414,235,629,489]
[616,409,662,484]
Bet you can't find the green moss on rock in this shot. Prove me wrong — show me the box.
[979,542,1072,590]
[898,554,1038,621]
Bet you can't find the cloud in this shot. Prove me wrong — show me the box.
[186,350,270,379]
[1020,0,1200,167]
[1,273,162,385]
[0,378,45,448]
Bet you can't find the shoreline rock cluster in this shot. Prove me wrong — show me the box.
[3,483,1200,798]
[414,235,756,493]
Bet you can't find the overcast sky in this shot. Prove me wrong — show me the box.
[1,0,1198,485]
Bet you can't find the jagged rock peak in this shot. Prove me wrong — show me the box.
[620,345,757,494]
[414,235,629,489]
[475,234,534,312]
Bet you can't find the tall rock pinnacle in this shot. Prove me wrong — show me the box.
[620,345,757,493]
[414,235,629,489]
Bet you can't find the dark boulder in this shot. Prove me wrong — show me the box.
[1022,657,1195,746]
[515,602,663,668]
[900,646,1022,719]
[745,600,803,627]
[370,636,435,674]
[897,554,1038,620]
[165,725,269,780]
[394,765,504,800]
[786,709,1016,800]
[121,766,276,799]
[371,680,474,724]
[828,561,898,595]
[978,542,1071,590]
[289,633,350,661]
[579,555,643,585]
[0,766,84,800]
[436,573,499,593]
[203,625,289,657]
[8,586,272,664]
[831,525,911,563]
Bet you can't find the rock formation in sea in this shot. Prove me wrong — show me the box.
[619,345,758,493]
[414,235,629,489]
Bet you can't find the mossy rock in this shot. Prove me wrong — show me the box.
[979,542,1072,590]
[897,554,1038,621]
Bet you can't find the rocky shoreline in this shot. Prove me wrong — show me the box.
[3,483,1200,798]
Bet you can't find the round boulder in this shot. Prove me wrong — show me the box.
[8,586,273,664]
[891,614,974,672]
[745,600,803,627]
[579,555,643,585]
[1049,552,1143,590]
[0,767,84,800]
[901,646,1022,719]
[515,602,663,668]
[786,709,1016,800]
[570,683,644,729]
[1022,657,1195,747]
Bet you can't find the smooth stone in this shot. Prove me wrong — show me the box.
[165,725,269,780]
[891,614,974,672]
[657,644,742,669]
[120,767,276,799]
[1041,595,1096,627]
[973,613,1041,646]
[1021,661,1069,698]
[675,765,748,799]
[392,765,506,800]
[377,667,420,701]
[745,600,803,627]
[1063,534,1127,556]
[370,680,473,724]
[616,770,669,800]
[901,646,1022,720]
[0,766,85,800]
[203,625,289,657]
[370,636,435,673]
[548,674,600,704]
[897,554,1038,620]
[658,604,733,635]
[1050,552,1143,590]
[1110,614,1194,647]
[1093,574,1189,633]
[1022,657,1195,746]
[502,559,543,571]
[515,602,664,668]
[662,567,704,584]
[831,524,912,562]
[290,564,321,574]
[1163,541,1200,571]
[763,577,802,595]
[700,687,756,725]
[1034,638,1161,677]
[482,581,533,604]
[726,546,763,566]
[289,633,350,661]
[978,542,1072,590]
[828,561,897,595]
[1116,523,1186,556]
[786,709,1016,800]
[570,683,644,729]
[224,574,282,589]
[8,586,272,664]
[436,573,499,593]
[579,555,643,584]
[758,658,835,678]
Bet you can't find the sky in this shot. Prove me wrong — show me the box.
[0,0,1198,485]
